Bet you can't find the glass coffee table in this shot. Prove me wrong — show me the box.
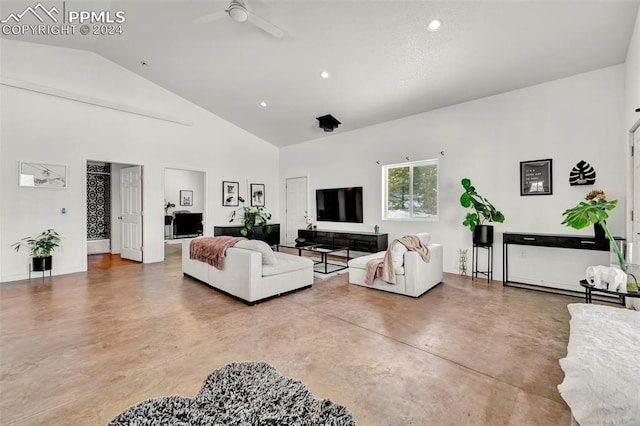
[579,279,640,305]
[276,243,350,274]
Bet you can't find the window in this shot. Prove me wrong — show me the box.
[382,159,438,220]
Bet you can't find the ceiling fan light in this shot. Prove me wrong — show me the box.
[228,5,248,22]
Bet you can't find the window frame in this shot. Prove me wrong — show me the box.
[381,158,439,221]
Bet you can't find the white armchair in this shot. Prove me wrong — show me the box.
[347,233,443,297]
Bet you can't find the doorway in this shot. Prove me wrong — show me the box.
[86,160,143,270]
[163,167,206,258]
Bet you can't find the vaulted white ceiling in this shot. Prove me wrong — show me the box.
[2,0,638,147]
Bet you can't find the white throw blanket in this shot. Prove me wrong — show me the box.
[558,304,640,426]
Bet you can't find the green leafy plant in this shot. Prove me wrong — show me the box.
[561,189,625,271]
[229,196,272,237]
[12,229,61,258]
[460,178,505,231]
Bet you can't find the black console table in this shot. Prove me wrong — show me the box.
[503,232,624,289]
[214,224,280,246]
[297,229,387,253]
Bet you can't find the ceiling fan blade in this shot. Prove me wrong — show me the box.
[247,11,285,38]
[194,10,228,25]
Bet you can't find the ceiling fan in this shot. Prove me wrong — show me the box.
[194,0,285,39]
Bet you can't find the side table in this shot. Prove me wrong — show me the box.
[579,279,640,305]
[472,243,493,282]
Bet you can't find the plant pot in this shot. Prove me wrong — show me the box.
[472,225,494,247]
[32,256,52,272]
[593,222,606,240]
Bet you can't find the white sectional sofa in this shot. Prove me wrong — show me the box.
[182,238,314,305]
[348,233,443,297]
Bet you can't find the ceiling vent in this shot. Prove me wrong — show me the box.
[316,114,341,132]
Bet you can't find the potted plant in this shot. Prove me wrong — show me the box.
[164,201,175,215]
[561,190,634,290]
[460,178,505,246]
[12,229,61,272]
[164,201,176,226]
[229,196,273,238]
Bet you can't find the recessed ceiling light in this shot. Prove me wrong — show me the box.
[428,19,441,32]
[259,101,267,107]
[320,71,330,79]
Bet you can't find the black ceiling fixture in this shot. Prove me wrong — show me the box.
[316,114,341,132]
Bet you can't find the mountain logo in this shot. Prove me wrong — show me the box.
[1,3,60,24]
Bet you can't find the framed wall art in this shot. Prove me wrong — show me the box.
[19,162,67,188]
[222,181,239,206]
[180,190,193,206]
[520,159,552,196]
[250,183,265,207]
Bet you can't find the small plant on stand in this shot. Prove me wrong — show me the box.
[12,229,62,273]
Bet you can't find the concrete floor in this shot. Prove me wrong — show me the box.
[0,245,576,425]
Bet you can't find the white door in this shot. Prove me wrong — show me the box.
[285,176,308,243]
[634,129,640,240]
[120,166,143,262]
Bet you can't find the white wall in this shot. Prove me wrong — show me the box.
[0,39,279,282]
[626,6,640,131]
[164,168,205,214]
[625,7,640,244]
[280,65,626,289]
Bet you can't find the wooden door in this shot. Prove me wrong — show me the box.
[120,166,143,262]
[285,176,308,243]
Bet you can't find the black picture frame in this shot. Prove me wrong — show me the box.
[180,190,193,206]
[222,181,239,206]
[520,159,553,196]
[250,183,265,207]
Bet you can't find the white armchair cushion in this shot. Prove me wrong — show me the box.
[391,242,407,273]
[390,233,431,273]
[234,239,278,265]
[416,232,431,246]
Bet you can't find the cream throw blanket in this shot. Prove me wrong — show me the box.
[364,235,430,285]
[190,236,245,270]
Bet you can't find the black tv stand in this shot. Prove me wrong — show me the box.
[297,229,387,253]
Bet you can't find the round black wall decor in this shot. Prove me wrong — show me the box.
[569,160,596,186]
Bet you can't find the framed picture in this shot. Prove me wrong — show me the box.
[222,181,239,206]
[180,190,193,206]
[520,159,553,196]
[19,162,67,188]
[250,183,265,207]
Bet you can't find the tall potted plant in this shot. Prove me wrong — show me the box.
[12,229,61,272]
[561,190,634,290]
[229,196,273,238]
[460,178,505,246]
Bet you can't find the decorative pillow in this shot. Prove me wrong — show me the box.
[234,239,278,266]
[416,233,431,246]
[391,242,408,273]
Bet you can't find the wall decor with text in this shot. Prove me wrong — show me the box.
[520,159,552,196]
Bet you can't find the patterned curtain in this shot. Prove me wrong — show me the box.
[86,162,111,239]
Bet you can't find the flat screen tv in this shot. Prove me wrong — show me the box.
[316,187,363,223]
